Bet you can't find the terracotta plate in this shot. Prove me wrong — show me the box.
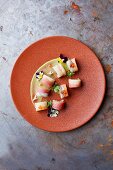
[10,36,105,132]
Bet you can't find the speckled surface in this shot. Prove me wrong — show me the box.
[0,0,113,170]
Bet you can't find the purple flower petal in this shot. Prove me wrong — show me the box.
[36,71,44,79]
[59,54,68,63]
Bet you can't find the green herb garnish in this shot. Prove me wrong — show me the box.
[61,63,69,71]
[47,101,52,107]
[52,84,60,93]
[66,71,75,77]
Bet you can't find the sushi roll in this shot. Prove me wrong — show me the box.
[34,101,48,111]
[52,100,65,111]
[68,78,81,88]
[59,84,68,99]
[71,58,78,71]
[41,74,55,88]
[36,87,49,97]
[53,63,66,78]
[66,58,78,72]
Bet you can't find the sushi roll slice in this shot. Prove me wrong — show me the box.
[71,58,78,71]
[52,100,65,111]
[68,78,81,88]
[41,74,55,88]
[34,101,48,111]
[66,58,78,72]
[59,84,68,99]
[53,63,66,78]
[36,88,49,97]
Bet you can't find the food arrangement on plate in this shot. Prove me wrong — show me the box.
[11,36,105,131]
[30,54,82,117]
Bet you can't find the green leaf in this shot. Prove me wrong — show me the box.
[52,84,60,93]
[61,63,69,71]
[66,71,75,77]
[47,101,52,107]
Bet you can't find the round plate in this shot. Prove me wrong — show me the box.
[10,36,105,132]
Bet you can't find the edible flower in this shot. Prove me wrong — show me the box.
[59,54,68,63]
[48,108,59,117]
[36,71,44,80]
[57,54,69,71]
[57,57,63,64]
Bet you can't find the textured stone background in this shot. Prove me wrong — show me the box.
[0,0,113,170]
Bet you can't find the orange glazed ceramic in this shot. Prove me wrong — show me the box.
[10,36,106,132]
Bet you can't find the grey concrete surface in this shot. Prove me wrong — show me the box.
[0,0,113,170]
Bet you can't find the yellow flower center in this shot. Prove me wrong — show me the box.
[57,57,63,64]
